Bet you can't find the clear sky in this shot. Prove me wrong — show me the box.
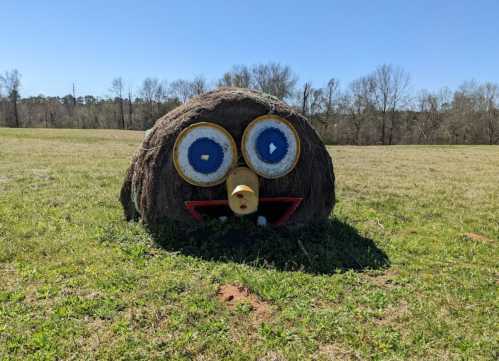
[1,0,498,97]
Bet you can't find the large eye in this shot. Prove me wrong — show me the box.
[242,115,300,179]
[173,122,237,186]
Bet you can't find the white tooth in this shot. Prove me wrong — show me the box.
[257,216,268,226]
[219,216,228,223]
[269,142,277,154]
[201,154,210,161]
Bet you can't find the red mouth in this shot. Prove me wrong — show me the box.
[185,197,303,226]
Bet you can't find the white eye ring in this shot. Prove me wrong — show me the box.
[173,122,237,187]
[242,115,301,179]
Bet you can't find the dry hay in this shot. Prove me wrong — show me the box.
[120,87,334,230]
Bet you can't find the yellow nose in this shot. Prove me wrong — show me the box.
[226,167,259,215]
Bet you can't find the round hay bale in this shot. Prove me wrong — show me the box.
[120,87,335,230]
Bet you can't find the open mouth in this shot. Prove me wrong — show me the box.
[185,197,303,226]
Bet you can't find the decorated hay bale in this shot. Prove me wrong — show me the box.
[120,87,334,230]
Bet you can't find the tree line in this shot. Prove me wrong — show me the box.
[0,63,497,145]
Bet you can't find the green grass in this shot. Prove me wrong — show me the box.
[0,128,498,360]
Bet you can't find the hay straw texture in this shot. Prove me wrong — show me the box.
[120,87,335,228]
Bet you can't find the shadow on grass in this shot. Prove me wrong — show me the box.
[151,218,389,275]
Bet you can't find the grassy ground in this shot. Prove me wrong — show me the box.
[0,128,498,360]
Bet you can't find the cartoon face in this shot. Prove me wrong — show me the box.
[172,115,302,225]
[121,88,334,228]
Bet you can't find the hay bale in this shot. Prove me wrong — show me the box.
[120,87,335,229]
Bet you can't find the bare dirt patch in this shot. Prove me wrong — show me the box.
[257,351,287,361]
[463,232,495,244]
[374,300,409,327]
[364,268,399,288]
[77,317,112,354]
[217,284,271,322]
[313,344,363,361]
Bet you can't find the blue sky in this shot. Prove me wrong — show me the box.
[1,0,498,96]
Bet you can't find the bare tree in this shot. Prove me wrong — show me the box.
[0,79,4,125]
[373,64,410,144]
[415,90,445,143]
[72,83,77,107]
[154,80,168,104]
[251,63,297,100]
[309,88,324,118]
[140,77,162,126]
[111,77,125,129]
[140,78,155,104]
[0,70,21,127]
[477,82,498,144]
[169,79,193,103]
[71,83,79,127]
[128,88,134,129]
[348,76,377,144]
[301,82,312,116]
[217,65,252,88]
[191,76,208,96]
[218,62,296,99]
[2,63,498,145]
[450,81,479,144]
[297,82,323,119]
[325,78,339,125]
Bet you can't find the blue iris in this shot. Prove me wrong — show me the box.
[256,127,288,164]
[188,137,224,174]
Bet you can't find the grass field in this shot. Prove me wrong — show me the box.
[0,128,498,360]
